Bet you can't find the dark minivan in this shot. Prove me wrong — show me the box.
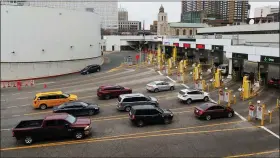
[129,105,173,127]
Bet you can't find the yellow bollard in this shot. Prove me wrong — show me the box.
[261,104,266,126]
[269,111,272,123]
[172,46,177,64]
[233,95,236,104]
[201,80,206,91]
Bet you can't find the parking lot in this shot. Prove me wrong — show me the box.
[1,53,279,157]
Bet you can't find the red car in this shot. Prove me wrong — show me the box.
[194,103,234,121]
[97,85,132,100]
[268,78,280,88]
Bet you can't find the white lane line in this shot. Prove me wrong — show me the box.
[0,129,11,131]
[166,76,176,83]
[36,82,56,85]
[157,71,163,76]
[20,104,29,107]
[261,126,280,139]
[6,106,18,109]
[234,112,247,121]
[12,115,21,117]
[181,84,189,89]
[12,92,21,95]
[16,97,29,100]
[209,99,218,104]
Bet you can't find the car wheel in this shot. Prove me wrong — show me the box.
[206,115,211,121]
[97,68,100,72]
[228,112,233,118]
[170,86,175,91]
[86,71,89,75]
[137,120,144,127]
[104,95,110,100]
[24,136,33,145]
[74,131,84,139]
[186,99,192,104]
[164,118,171,124]
[125,106,131,112]
[39,104,47,110]
[204,96,209,102]
[88,110,95,116]
[154,88,159,93]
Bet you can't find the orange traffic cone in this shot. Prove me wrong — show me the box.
[44,84,47,88]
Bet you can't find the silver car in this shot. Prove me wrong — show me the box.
[146,81,175,93]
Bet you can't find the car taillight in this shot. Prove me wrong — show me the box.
[131,115,135,120]
[199,110,204,115]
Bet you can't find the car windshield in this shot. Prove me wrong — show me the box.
[85,66,91,69]
[149,82,156,85]
[199,104,211,110]
[65,115,76,124]
[156,107,164,113]
[58,103,66,109]
[80,102,88,107]
[63,93,70,97]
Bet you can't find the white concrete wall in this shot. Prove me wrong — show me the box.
[225,45,279,62]
[1,57,103,81]
[1,5,101,62]
[197,22,279,33]
[1,5,102,81]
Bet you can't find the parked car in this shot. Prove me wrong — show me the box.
[117,93,158,112]
[33,91,78,110]
[97,85,132,100]
[146,81,175,93]
[80,64,101,75]
[177,89,209,104]
[129,105,173,127]
[53,101,99,116]
[12,113,91,145]
[194,103,234,121]
[268,77,280,88]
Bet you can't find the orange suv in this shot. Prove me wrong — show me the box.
[33,91,78,110]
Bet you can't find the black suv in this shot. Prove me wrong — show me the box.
[129,105,174,127]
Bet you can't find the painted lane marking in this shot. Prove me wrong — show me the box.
[181,84,189,89]
[36,82,56,85]
[234,112,247,121]
[6,106,18,109]
[260,126,280,139]
[166,76,176,83]
[0,121,249,151]
[157,71,163,76]
[0,129,11,131]
[225,149,280,158]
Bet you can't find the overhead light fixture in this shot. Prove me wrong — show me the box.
[42,49,45,52]
[70,46,74,49]
[11,51,15,54]
[90,44,93,47]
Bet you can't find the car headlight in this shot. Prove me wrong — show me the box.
[94,107,99,110]
[170,114,173,117]
[84,126,90,130]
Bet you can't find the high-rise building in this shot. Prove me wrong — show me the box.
[181,0,250,23]
[118,8,128,21]
[150,21,158,33]
[254,5,279,18]
[16,0,118,30]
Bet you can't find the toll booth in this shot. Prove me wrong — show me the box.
[232,53,247,81]
[211,45,224,67]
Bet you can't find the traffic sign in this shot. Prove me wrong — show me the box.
[260,56,280,64]
[136,54,140,60]
[249,105,255,111]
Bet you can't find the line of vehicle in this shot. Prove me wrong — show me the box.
[224,149,280,158]
[0,121,249,151]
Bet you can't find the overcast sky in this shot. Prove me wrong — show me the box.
[118,1,279,29]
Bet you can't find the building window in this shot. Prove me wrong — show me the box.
[183,29,186,35]
[189,30,192,35]
[162,16,163,21]
[176,29,179,35]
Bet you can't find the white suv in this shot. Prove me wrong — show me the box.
[177,89,210,104]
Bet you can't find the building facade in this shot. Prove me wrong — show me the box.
[118,8,128,21]
[118,21,141,33]
[168,23,207,36]
[181,11,206,23]
[15,0,118,30]
[150,21,158,33]
[254,5,279,18]
[157,5,169,35]
[181,0,250,24]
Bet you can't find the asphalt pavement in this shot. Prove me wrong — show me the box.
[1,51,279,157]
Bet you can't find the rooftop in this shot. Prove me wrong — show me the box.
[169,22,208,28]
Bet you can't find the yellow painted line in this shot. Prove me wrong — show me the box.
[0,120,248,151]
[225,149,280,158]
